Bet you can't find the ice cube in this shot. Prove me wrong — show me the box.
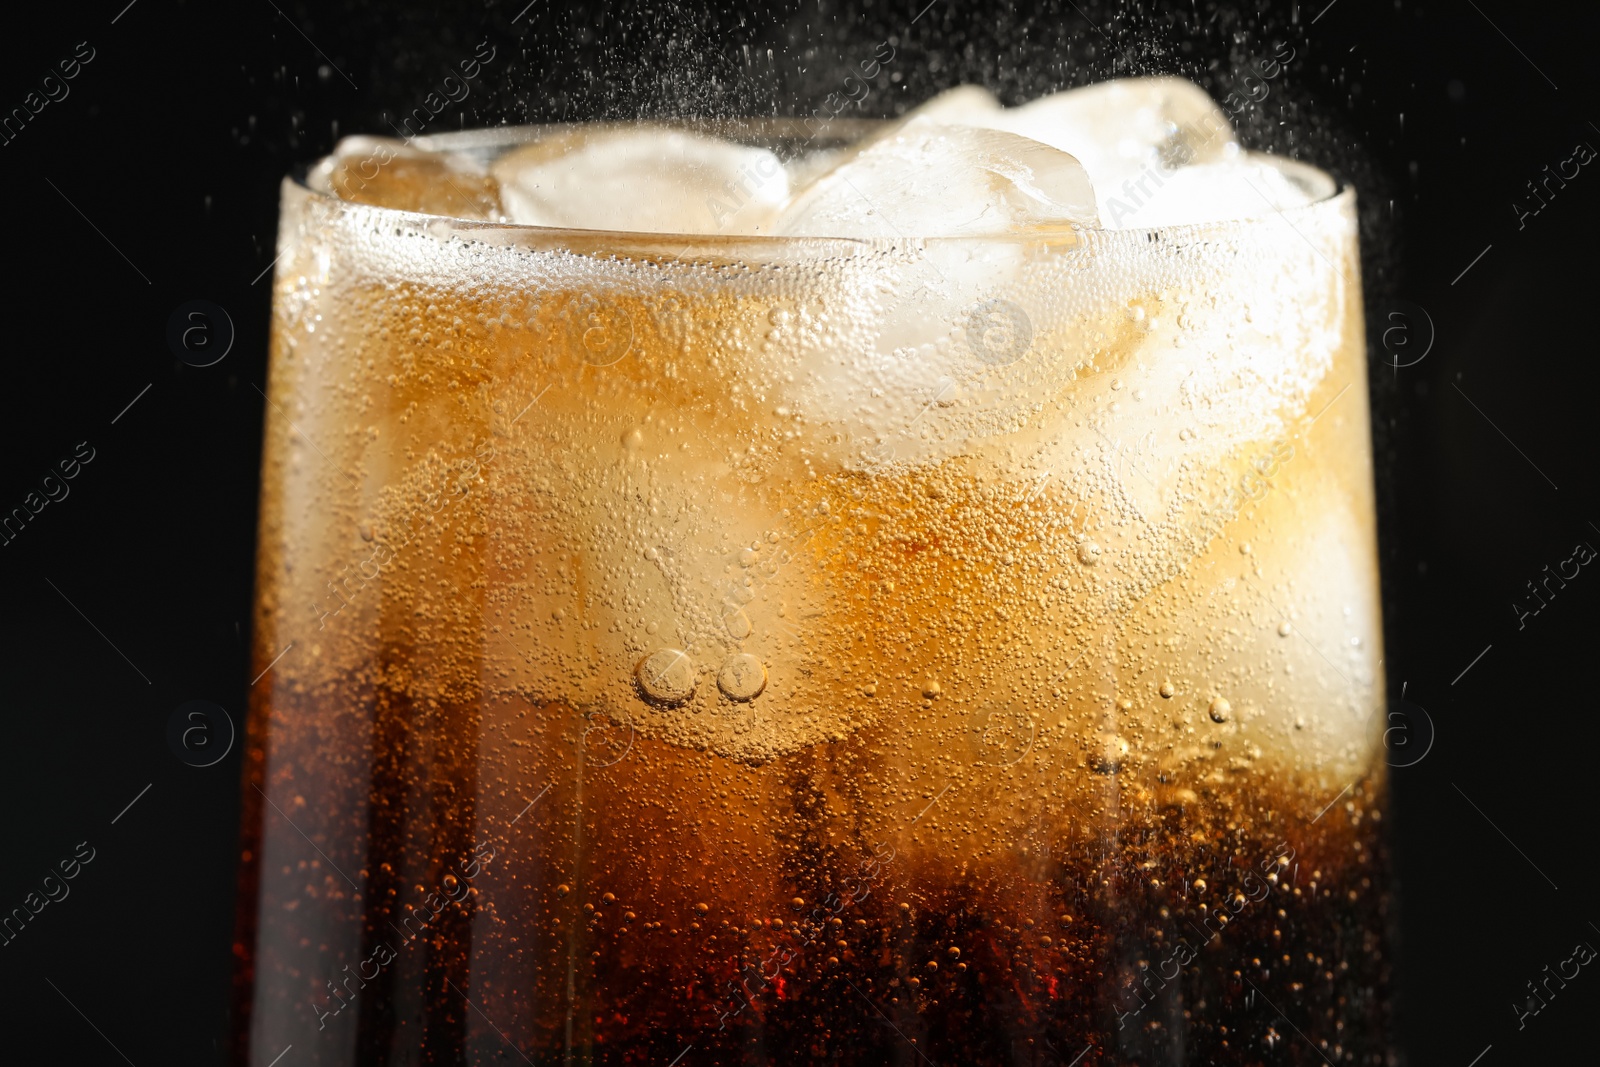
[780,87,1004,192]
[901,84,1004,125]
[978,78,1239,225]
[775,122,1098,238]
[1102,155,1319,228]
[312,135,502,219]
[490,127,789,235]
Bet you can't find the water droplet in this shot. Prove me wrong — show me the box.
[556,883,571,896]
[738,547,757,567]
[621,427,644,450]
[717,653,767,701]
[601,892,616,904]
[790,897,806,910]
[1077,542,1102,565]
[1239,542,1252,555]
[636,649,696,705]
[922,679,942,700]
[724,609,752,640]
[862,681,878,697]
[1278,621,1292,637]
[1209,697,1232,723]
[695,902,710,914]
[1159,680,1175,699]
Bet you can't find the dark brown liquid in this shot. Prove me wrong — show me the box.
[231,681,1394,1066]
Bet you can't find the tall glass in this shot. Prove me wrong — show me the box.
[234,121,1393,1065]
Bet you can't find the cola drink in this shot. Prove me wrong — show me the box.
[234,82,1395,1065]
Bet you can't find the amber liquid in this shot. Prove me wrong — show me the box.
[232,678,1392,1066]
[238,140,1390,1064]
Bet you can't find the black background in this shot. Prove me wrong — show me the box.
[1,0,1596,1063]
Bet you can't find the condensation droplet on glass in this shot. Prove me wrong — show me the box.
[636,649,696,705]
[717,653,767,702]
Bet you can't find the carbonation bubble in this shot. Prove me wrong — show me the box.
[717,653,768,701]
[1159,680,1176,699]
[636,649,696,705]
[1077,542,1102,565]
[1209,697,1232,723]
[1089,733,1128,774]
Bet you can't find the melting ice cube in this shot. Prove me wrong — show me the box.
[775,121,1098,238]
[490,127,789,235]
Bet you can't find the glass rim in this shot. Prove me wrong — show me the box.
[292,116,1350,251]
